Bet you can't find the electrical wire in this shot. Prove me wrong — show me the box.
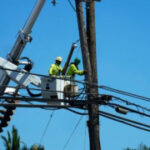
[67,0,76,12]
[65,108,88,115]
[65,108,150,132]
[2,66,150,125]
[106,102,150,118]
[2,81,150,118]
[4,65,150,103]
[40,111,55,144]
[99,110,150,130]
[2,66,150,104]
[62,115,83,150]
[0,95,90,105]
[26,87,41,97]
[112,96,150,112]
[0,84,93,100]
[24,100,59,111]
[100,85,150,103]
[99,112,150,132]
[0,103,71,108]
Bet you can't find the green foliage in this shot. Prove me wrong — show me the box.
[1,126,45,150]
[30,145,45,150]
[1,125,20,150]
[124,143,150,150]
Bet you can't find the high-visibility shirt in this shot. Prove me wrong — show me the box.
[49,63,63,76]
[67,63,84,78]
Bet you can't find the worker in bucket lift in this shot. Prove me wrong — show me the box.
[49,56,63,76]
[67,58,85,78]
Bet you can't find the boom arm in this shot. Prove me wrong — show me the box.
[0,0,46,95]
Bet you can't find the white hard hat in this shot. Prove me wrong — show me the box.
[55,56,62,62]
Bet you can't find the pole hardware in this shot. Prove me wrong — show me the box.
[115,107,128,115]
[19,30,32,43]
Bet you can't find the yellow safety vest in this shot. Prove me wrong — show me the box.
[67,64,84,78]
[48,63,62,76]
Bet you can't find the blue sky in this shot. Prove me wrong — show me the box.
[0,0,150,150]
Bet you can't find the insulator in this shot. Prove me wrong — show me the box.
[0,107,15,130]
[0,116,4,120]
[0,120,9,127]
[5,109,14,116]
[115,107,128,115]
[0,110,6,115]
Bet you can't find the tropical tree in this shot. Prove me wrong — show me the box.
[1,126,20,150]
[124,143,150,150]
[21,144,44,150]
[30,145,45,150]
[1,126,45,150]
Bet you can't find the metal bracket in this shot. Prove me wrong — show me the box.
[0,57,41,87]
[19,30,32,43]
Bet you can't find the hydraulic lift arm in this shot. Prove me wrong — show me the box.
[0,0,46,95]
[0,0,46,132]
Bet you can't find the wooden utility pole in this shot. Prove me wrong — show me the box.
[75,0,101,150]
[86,1,101,150]
[75,0,92,82]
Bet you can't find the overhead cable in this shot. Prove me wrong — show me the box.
[62,115,83,150]
[40,111,55,144]
[107,102,150,118]
[100,85,150,103]
[1,67,150,105]
[99,110,150,129]
[65,108,88,115]
[100,112,150,132]
[2,67,150,103]
[112,96,150,112]
[67,0,76,12]
[65,108,150,132]
[0,103,70,109]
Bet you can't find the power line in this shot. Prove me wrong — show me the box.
[1,100,150,133]
[2,65,150,133]
[99,112,150,132]
[62,115,83,150]
[40,111,55,144]
[112,96,150,112]
[100,85,150,103]
[65,108,150,132]
[99,110,150,130]
[2,66,150,103]
[0,103,70,108]
[67,0,76,12]
[2,67,150,104]
[106,102,150,118]
[65,108,88,115]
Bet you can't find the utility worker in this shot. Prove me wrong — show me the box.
[49,56,63,76]
[67,58,85,78]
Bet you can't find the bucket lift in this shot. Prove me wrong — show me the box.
[0,56,79,106]
[0,0,79,132]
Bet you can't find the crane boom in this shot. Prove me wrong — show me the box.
[0,0,46,95]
